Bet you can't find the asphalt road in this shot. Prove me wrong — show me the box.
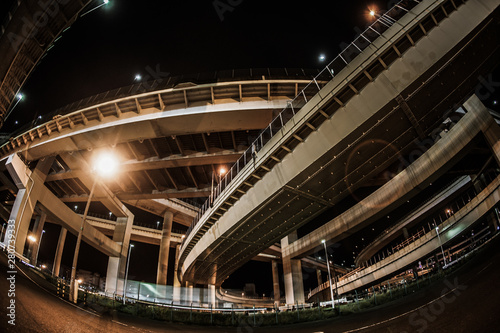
[1,235,499,333]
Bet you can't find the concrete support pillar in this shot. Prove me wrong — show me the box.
[464,96,500,164]
[271,260,280,306]
[52,227,67,278]
[403,227,409,239]
[434,253,442,270]
[105,213,134,295]
[3,155,53,256]
[187,282,194,304]
[316,269,323,287]
[156,211,173,285]
[172,244,181,303]
[105,257,121,295]
[491,208,500,233]
[208,284,216,308]
[281,231,305,305]
[29,211,47,266]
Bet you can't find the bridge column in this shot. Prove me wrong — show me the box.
[186,282,194,304]
[465,96,500,163]
[3,155,53,255]
[105,213,134,295]
[173,244,181,303]
[487,210,499,233]
[29,211,47,266]
[272,260,280,306]
[316,269,323,286]
[208,284,216,308]
[281,231,305,305]
[156,211,173,285]
[403,227,409,239]
[52,227,67,277]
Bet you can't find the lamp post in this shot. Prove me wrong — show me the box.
[435,225,447,267]
[81,0,110,17]
[69,152,118,303]
[322,239,335,309]
[27,234,37,259]
[210,166,227,206]
[34,230,45,265]
[123,243,134,304]
[4,93,24,123]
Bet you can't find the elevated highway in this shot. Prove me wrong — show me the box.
[178,0,500,305]
[354,175,471,266]
[308,160,500,299]
[0,0,93,127]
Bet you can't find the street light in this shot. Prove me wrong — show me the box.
[322,239,335,309]
[34,230,46,265]
[69,151,118,303]
[123,243,134,304]
[435,225,447,267]
[81,0,110,17]
[4,93,24,122]
[219,166,227,183]
[210,166,227,206]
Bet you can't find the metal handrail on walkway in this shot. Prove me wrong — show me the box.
[183,0,423,245]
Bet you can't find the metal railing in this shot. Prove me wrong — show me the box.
[2,67,324,145]
[182,0,422,246]
[362,170,499,267]
[356,175,470,263]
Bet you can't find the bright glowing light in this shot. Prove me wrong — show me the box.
[321,239,326,244]
[319,54,326,61]
[28,235,37,243]
[130,244,134,248]
[93,152,118,177]
[77,279,83,284]
[41,265,47,269]
[219,167,227,176]
[135,74,142,81]
[370,10,376,16]
[103,0,109,3]
[16,93,24,100]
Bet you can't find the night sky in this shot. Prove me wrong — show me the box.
[2,0,393,295]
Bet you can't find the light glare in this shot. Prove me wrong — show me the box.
[94,152,118,177]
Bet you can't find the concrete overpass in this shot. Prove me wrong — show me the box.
[0,0,93,127]
[178,0,500,306]
[0,61,325,296]
[354,175,471,266]
[308,159,500,300]
[0,0,498,309]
